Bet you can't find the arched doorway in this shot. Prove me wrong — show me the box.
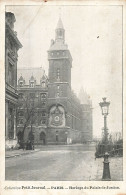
[40,132,46,145]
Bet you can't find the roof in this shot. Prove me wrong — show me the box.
[78,87,91,105]
[56,18,64,29]
[6,12,16,23]
[17,67,47,85]
[6,12,22,49]
[49,18,67,51]
[49,41,68,51]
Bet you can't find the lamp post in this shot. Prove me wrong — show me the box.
[99,97,111,181]
[56,130,59,144]
[65,131,68,145]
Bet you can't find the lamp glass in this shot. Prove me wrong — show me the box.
[102,106,108,115]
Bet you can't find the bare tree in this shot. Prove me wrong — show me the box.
[17,94,38,148]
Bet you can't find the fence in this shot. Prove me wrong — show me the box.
[95,141,123,158]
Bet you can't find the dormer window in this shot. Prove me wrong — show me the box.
[30,81,34,87]
[29,75,36,88]
[18,75,25,87]
[40,71,48,88]
[19,81,23,87]
[41,81,46,88]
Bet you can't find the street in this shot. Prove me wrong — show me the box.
[5,144,123,181]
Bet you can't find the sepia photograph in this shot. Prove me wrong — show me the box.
[3,0,124,185]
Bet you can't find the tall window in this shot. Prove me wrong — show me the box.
[41,93,46,100]
[19,93,23,99]
[18,118,24,125]
[19,111,23,116]
[42,111,46,117]
[41,101,46,107]
[57,68,60,80]
[8,62,14,87]
[30,93,35,99]
[41,120,46,125]
[59,30,62,36]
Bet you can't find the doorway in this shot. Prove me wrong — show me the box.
[40,132,46,145]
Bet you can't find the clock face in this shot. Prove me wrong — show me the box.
[49,105,65,127]
[54,116,60,122]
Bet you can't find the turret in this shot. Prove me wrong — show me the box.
[55,18,65,43]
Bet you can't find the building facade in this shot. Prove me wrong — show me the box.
[5,12,22,148]
[17,68,48,145]
[17,18,93,145]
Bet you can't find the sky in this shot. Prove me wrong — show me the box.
[6,5,123,138]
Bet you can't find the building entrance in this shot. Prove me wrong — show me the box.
[40,132,46,145]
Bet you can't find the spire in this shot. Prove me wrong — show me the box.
[56,18,64,29]
[55,18,65,42]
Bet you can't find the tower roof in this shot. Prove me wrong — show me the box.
[78,87,91,105]
[17,67,47,85]
[56,18,64,29]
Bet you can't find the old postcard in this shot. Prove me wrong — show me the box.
[0,0,126,194]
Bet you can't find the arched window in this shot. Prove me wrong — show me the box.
[40,132,46,140]
[59,30,62,36]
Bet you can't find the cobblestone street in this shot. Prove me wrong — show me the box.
[5,144,123,181]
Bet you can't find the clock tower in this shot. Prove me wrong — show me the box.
[48,18,72,98]
[47,18,73,143]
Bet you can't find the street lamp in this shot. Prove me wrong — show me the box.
[99,97,111,181]
[99,97,110,145]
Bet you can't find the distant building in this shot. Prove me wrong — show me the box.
[17,18,93,145]
[5,12,22,148]
[79,88,93,141]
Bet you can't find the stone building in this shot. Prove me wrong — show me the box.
[5,12,22,148]
[17,18,93,145]
[79,87,93,142]
[17,68,48,145]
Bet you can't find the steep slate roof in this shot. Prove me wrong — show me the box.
[49,42,68,51]
[56,18,64,29]
[49,18,68,51]
[78,87,91,105]
[17,67,47,85]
